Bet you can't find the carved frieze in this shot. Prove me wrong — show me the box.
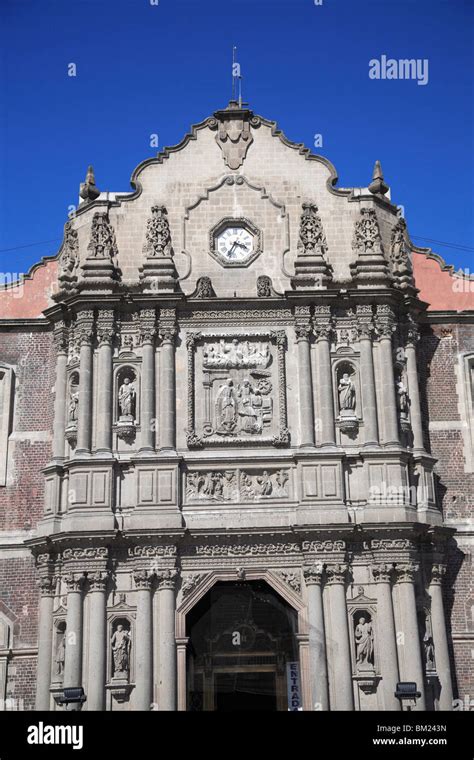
[185,468,290,503]
[127,545,177,558]
[193,542,300,557]
[301,539,345,553]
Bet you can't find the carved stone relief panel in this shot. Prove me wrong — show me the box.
[186,331,289,448]
[185,467,291,504]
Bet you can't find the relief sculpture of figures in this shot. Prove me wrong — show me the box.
[338,373,356,412]
[355,616,374,668]
[203,339,270,370]
[118,378,136,419]
[215,379,238,434]
[111,624,131,677]
[215,377,270,436]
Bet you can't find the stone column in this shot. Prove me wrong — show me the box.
[134,571,154,710]
[314,308,336,446]
[86,572,108,710]
[63,574,85,708]
[176,637,189,712]
[96,313,115,456]
[75,311,95,456]
[394,563,426,710]
[304,564,329,710]
[405,321,424,452]
[52,322,68,461]
[35,576,55,710]
[326,564,354,710]
[139,309,156,454]
[372,564,400,710]
[295,323,316,447]
[159,312,177,451]
[375,305,399,446]
[356,307,379,446]
[157,569,178,711]
[429,565,453,710]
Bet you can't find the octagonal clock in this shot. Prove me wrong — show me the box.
[210,217,262,267]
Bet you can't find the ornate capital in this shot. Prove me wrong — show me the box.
[139,308,157,344]
[295,322,312,341]
[64,573,85,593]
[53,321,68,353]
[394,562,419,583]
[133,570,154,590]
[87,570,109,592]
[156,568,179,590]
[96,311,115,346]
[159,308,177,344]
[374,304,396,339]
[303,563,324,586]
[371,563,394,583]
[37,576,56,597]
[325,563,348,585]
[75,310,95,346]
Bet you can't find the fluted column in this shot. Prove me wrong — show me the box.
[296,322,315,447]
[134,571,154,710]
[75,311,95,456]
[405,320,424,452]
[86,572,108,710]
[356,306,379,446]
[96,312,115,455]
[52,322,68,461]
[139,310,157,454]
[314,308,336,446]
[157,569,178,711]
[326,564,354,710]
[375,305,399,446]
[372,564,400,710]
[159,311,177,451]
[63,574,85,709]
[35,575,55,710]
[304,564,329,710]
[429,564,453,710]
[394,563,426,710]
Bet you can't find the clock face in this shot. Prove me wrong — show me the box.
[217,226,254,262]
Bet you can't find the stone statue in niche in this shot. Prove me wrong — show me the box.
[396,376,411,432]
[118,378,136,420]
[111,624,131,677]
[338,373,356,412]
[203,339,270,370]
[68,389,79,422]
[54,629,66,678]
[354,615,374,669]
[423,631,435,670]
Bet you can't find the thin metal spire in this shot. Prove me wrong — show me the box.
[232,45,243,107]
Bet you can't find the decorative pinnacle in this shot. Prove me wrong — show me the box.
[368,160,389,196]
[79,165,100,203]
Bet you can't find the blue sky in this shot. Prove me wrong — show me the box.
[1,0,473,277]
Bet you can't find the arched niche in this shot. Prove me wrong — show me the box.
[109,616,133,683]
[65,371,80,449]
[114,366,139,425]
[51,619,66,683]
[351,609,376,674]
[333,360,358,417]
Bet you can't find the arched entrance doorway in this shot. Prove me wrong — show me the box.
[184,579,300,711]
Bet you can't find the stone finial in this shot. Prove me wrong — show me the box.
[79,165,100,203]
[291,202,333,290]
[368,160,389,196]
[350,207,391,287]
[139,205,180,293]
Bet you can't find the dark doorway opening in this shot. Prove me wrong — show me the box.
[185,579,299,711]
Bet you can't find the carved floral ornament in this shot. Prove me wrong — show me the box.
[143,205,173,258]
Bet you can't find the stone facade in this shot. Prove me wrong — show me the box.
[0,101,472,711]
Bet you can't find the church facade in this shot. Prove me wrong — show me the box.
[0,102,472,711]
